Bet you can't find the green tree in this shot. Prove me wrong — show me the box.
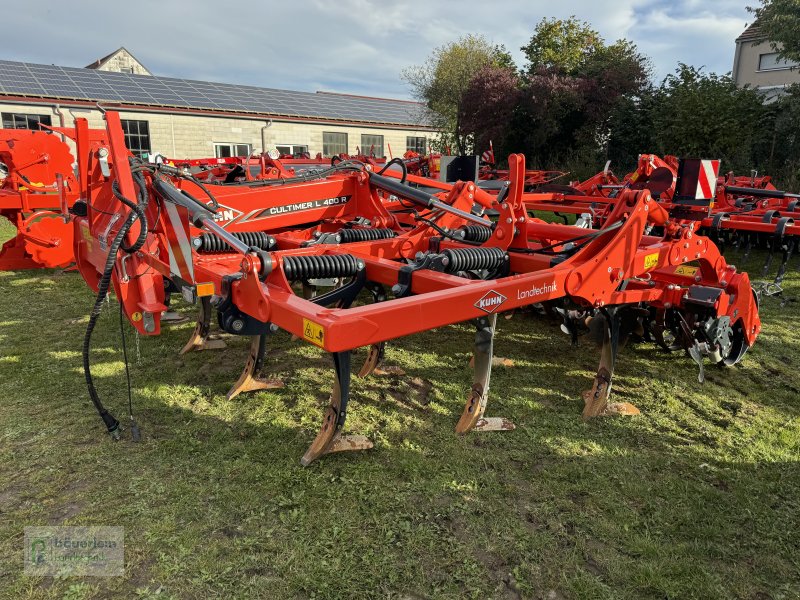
[515,17,650,169]
[650,64,770,173]
[521,16,602,74]
[749,0,800,63]
[402,35,513,154]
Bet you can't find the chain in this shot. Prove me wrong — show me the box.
[135,330,141,365]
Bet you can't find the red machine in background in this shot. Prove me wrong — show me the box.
[0,129,78,269]
[60,112,759,465]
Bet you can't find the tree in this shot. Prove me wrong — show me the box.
[459,65,521,157]
[521,16,602,74]
[515,17,650,168]
[749,0,800,63]
[649,64,770,173]
[402,35,512,154]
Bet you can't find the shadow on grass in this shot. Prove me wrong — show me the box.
[0,260,798,599]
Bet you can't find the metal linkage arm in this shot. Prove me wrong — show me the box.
[368,171,489,226]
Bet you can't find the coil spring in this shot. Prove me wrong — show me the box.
[194,231,275,253]
[283,254,363,280]
[457,225,492,242]
[338,227,396,243]
[443,247,507,273]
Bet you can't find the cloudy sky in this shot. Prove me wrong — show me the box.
[2,0,753,99]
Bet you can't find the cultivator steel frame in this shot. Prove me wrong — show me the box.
[13,112,757,466]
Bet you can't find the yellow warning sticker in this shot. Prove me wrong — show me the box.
[644,253,660,269]
[131,312,143,322]
[674,265,699,277]
[303,318,325,347]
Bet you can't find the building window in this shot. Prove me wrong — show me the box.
[323,132,348,157]
[119,67,134,74]
[214,143,252,158]
[758,52,799,71]
[360,134,384,158]
[121,119,151,157]
[2,112,52,130]
[276,144,310,158]
[406,136,427,154]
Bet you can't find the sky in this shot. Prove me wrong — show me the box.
[1,0,754,100]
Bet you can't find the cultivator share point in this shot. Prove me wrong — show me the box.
[43,112,762,465]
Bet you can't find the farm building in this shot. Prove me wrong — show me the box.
[0,48,433,159]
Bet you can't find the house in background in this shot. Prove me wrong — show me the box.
[0,49,432,159]
[733,21,800,100]
[85,47,152,76]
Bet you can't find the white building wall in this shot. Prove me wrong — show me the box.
[0,102,433,160]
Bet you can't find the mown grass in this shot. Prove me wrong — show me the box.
[0,216,798,599]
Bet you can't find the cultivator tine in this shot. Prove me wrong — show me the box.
[582,308,639,419]
[180,296,227,354]
[741,232,754,263]
[775,237,795,285]
[456,314,515,434]
[358,343,385,377]
[772,219,795,286]
[226,334,284,401]
[301,351,372,466]
[358,283,405,377]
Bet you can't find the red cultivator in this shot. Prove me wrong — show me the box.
[522,154,800,296]
[54,111,761,465]
[0,129,78,269]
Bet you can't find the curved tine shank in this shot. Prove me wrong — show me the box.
[180,296,227,354]
[456,314,514,433]
[226,334,284,401]
[301,351,372,466]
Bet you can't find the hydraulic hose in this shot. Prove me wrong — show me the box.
[378,157,408,184]
[82,168,148,438]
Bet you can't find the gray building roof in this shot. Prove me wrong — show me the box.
[0,59,431,128]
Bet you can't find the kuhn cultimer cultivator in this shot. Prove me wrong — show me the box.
[42,112,762,465]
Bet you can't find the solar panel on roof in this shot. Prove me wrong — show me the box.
[0,59,429,126]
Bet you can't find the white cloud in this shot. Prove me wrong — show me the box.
[0,0,751,96]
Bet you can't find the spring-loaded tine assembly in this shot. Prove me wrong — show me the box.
[180,296,227,354]
[300,351,372,466]
[226,333,284,401]
[455,314,515,433]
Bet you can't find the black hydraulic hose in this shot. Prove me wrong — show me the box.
[112,174,148,254]
[82,175,147,438]
[377,157,407,184]
[155,163,220,210]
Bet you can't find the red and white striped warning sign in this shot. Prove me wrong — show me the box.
[694,159,720,200]
[163,202,195,284]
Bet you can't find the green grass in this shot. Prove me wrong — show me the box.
[0,216,798,599]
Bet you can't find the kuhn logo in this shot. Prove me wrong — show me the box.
[475,290,507,314]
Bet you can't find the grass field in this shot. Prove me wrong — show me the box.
[0,216,798,599]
